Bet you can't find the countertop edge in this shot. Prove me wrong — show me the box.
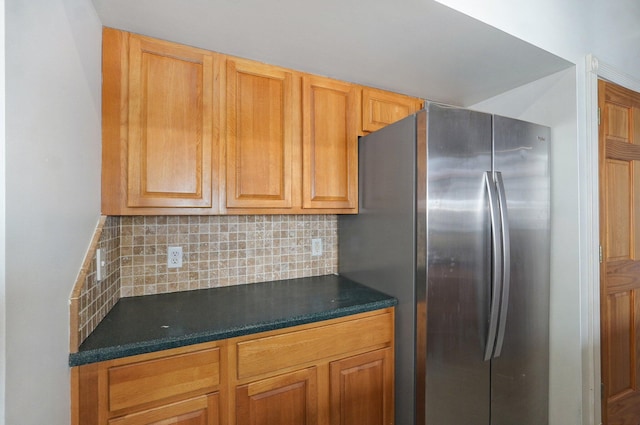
[68,297,396,367]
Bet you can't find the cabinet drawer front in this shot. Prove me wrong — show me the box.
[108,348,220,413]
[108,393,218,425]
[236,312,392,379]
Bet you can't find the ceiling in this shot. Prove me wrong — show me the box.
[91,0,572,107]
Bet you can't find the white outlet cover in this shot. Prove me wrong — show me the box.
[96,248,103,281]
[311,238,322,256]
[167,246,183,268]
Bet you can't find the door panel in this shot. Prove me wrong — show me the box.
[606,291,633,395]
[605,159,631,260]
[599,79,640,425]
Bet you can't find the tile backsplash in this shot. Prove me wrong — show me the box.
[120,215,338,296]
[77,215,338,345]
[78,216,121,344]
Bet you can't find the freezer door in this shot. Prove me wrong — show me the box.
[491,116,550,425]
[425,103,493,425]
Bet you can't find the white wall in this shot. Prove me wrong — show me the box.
[434,0,590,62]
[0,0,6,422]
[434,0,640,75]
[4,0,102,423]
[471,68,580,425]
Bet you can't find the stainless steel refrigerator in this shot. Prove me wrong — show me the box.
[338,102,550,425]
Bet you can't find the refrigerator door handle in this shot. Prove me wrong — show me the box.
[493,171,511,357]
[484,171,503,361]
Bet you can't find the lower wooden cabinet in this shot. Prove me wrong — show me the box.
[236,367,318,425]
[72,308,394,425]
[330,348,393,425]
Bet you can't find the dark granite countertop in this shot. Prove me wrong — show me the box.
[69,274,396,367]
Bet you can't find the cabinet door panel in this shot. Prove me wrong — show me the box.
[108,393,218,425]
[330,348,393,425]
[362,87,422,132]
[302,76,358,210]
[236,368,318,425]
[226,59,295,208]
[127,35,216,209]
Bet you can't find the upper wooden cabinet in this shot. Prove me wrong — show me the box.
[102,28,221,215]
[101,28,422,215]
[224,59,297,210]
[362,87,423,133]
[303,76,359,210]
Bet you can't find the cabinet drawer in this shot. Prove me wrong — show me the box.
[108,393,219,425]
[108,347,220,413]
[236,312,393,379]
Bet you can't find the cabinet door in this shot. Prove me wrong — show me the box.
[127,35,217,209]
[236,367,318,425]
[362,87,422,133]
[226,59,297,209]
[330,348,394,425]
[302,76,358,210]
[108,394,218,425]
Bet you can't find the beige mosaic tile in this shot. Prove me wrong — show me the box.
[119,215,338,296]
[78,216,121,343]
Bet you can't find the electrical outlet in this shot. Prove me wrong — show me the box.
[96,248,104,281]
[167,246,183,268]
[311,238,323,256]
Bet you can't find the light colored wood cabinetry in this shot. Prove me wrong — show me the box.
[72,309,394,425]
[224,58,298,210]
[229,309,394,425]
[102,28,221,215]
[235,368,318,425]
[101,28,421,215]
[72,342,223,425]
[329,348,394,425]
[361,87,423,133]
[303,76,359,210]
[108,394,219,425]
